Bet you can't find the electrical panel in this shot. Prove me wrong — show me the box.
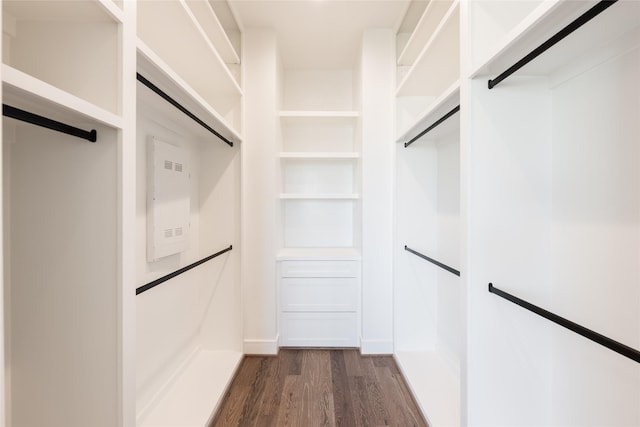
[147,137,190,261]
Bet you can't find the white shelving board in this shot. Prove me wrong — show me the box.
[277,247,362,261]
[138,350,242,427]
[396,0,460,97]
[97,0,124,23]
[397,0,455,66]
[396,81,460,144]
[279,110,360,119]
[394,351,460,427]
[185,0,239,64]
[280,193,359,200]
[137,41,242,145]
[2,64,123,130]
[279,152,359,159]
[471,0,640,79]
[137,0,242,98]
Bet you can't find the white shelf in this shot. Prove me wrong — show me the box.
[2,64,123,130]
[280,193,360,200]
[97,0,124,23]
[279,110,359,119]
[137,41,242,144]
[185,0,239,64]
[471,0,640,79]
[396,81,460,144]
[397,0,455,66]
[279,152,360,159]
[138,350,242,427]
[277,247,362,261]
[396,1,460,97]
[4,0,120,23]
[137,0,242,98]
[394,351,460,427]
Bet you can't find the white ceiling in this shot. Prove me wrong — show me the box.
[228,0,411,68]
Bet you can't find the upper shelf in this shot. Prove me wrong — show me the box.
[3,0,121,116]
[277,247,362,261]
[396,80,459,144]
[2,65,123,131]
[396,1,460,98]
[137,42,242,145]
[397,0,455,66]
[471,0,640,79]
[280,111,359,119]
[279,152,360,159]
[137,0,242,99]
[184,0,239,64]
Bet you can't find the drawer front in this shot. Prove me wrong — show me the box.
[280,312,358,347]
[281,277,358,312]
[280,260,359,278]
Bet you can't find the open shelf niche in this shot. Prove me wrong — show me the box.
[465,1,640,425]
[277,69,361,258]
[394,2,462,426]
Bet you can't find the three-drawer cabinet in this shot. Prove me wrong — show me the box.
[279,260,360,347]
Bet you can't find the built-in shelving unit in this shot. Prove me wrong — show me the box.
[276,68,362,348]
[134,1,244,426]
[137,0,243,137]
[2,1,126,426]
[279,106,360,250]
[394,1,462,426]
[466,0,640,425]
[396,0,460,140]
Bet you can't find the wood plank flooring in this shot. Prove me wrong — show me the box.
[209,349,429,427]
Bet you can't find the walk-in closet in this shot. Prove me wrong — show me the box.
[0,1,638,426]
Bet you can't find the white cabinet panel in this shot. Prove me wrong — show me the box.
[280,313,359,347]
[281,260,359,278]
[281,277,358,312]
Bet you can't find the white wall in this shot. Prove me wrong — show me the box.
[4,123,119,427]
[241,29,279,354]
[360,29,395,354]
[466,76,554,426]
[550,41,640,426]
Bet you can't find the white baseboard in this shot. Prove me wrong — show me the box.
[243,336,279,355]
[360,339,394,355]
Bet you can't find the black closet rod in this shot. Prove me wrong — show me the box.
[404,105,460,148]
[488,283,640,364]
[404,245,460,277]
[488,0,617,89]
[3,104,97,142]
[136,73,233,147]
[136,245,233,295]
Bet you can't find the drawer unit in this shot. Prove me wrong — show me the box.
[279,259,361,347]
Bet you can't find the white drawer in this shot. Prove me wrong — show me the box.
[281,277,358,312]
[280,260,359,278]
[280,312,358,347]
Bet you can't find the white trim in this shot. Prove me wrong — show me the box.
[243,337,279,355]
[360,339,394,355]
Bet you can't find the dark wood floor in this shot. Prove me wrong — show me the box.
[209,349,429,427]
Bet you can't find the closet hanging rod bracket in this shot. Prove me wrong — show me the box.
[404,105,460,147]
[487,0,618,89]
[488,283,640,363]
[3,104,97,142]
[136,73,233,147]
[404,245,461,276]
